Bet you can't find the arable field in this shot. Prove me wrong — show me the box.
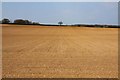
[2,24,118,78]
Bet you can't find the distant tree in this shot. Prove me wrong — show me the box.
[14,19,25,24]
[24,20,30,24]
[24,20,32,24]
[2,18,10,24]
[14,19,32,24]
[28,21,32,24]
[0,20,2,24]
[32,22,39,25]
[58,21,63,26]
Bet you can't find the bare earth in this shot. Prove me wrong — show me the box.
[2,24,118,78]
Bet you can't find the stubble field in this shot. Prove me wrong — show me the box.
[2,24,118,78]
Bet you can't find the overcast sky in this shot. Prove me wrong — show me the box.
[2,2,118,25]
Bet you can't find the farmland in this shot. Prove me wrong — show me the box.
[2,24,118,78]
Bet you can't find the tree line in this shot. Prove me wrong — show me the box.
[0,18,119,28]
[0,18,64,25]
[0,18,40,25]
